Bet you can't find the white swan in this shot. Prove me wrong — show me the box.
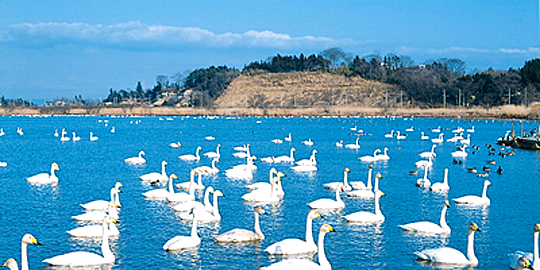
[302,138,314,146]
[271,138,283,144]
[44,216,117,266]
[246,169,279,192]
[359,149,381,162]
[384,130,394,138]
[399,201,451,234]
[467,126,476,133]
[345,137,361,149]
[295,150,317,166]
[179,190,224,222]
[447,132,464,143]
[274,148,296,163]
[203,144,220,159]
[284,133,292,142]
[163,209,201,251]
[142,174,177,199]
[451,145,468,158]
[72,132,81,142]
[508,223,540,269]
[27,162,60,185]
[195,158,219,175]
[452,127,464,133]
[343,190,386,223]
[176,169,203,190]
[169,142,181,148]
[233,144,251,158]
[124,151,146,165]
[172,186,214,212]
[242,173,284,202]
[415,155,433,168]
[72,201,119,221]
[264,210,322,255]
[261,224,336,270]
[415,222,480,266]
[396,131,407,140]
[234,144,249,151]
[416,166,431,188]
[89,131,99,141]
[431,133,444,143]
[419,145,437,158]
[430,168,450,192]
[375,147,390,161]
[453,180,491,205]
[349,165,373,190]
[460,134,471,145]
[324,168,352,191]
[335,140,343,147]
[5,234,41,270]
[421,132,429,140]
[80,182,123,210]
[60,129,70,142]
[215,206,267,243]
[346,172,382,199]
[67,215,120,238]
[431,126,441,133]
[406,126,415,132]
[167,174,197,203]
[16,127,23,136]
[140,160,168,184]
[179,146,202,161]
[309,183,345,209]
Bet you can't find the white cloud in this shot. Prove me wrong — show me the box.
[3,21,338,49]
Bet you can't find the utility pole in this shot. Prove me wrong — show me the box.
[443,89,446,109]
[400,90,403,108]
[508,88,511,105]
[385,90,388,107]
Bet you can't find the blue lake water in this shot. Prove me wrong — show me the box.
[0,115,538,269]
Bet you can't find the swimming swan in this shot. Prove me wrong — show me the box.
[140,161,168,184]
[431,133,444,143]
[72,201,119,222]
[172,186,214,212]
[430,168,450,192]
[343,190,386,223]
[451,145,468,158]
[324,168,352,191]
[5,234,41,270]
[89,132,99,142]
[27,162,60,185]
[375,147,390,161]
[246,168,278,191]
[163,209,201,251]
[309,183,345,209]
[195,158,219,175]
[142,174,178,200]
[453,180,491,205]
[273,148,296,163]
[419,145,437,159]
[203,144,221,159]
[345,137,361,149]
[124,151,146,165]
[508,223,540,269]
[416,166,431,188]
[44,217,117,266]
[242,173,284,202]
[179,190,224,222]
[399,201,451,235]
[261,224,336,270]
[346,172,382,199]
[415,222,480,266]
[67,215,120,238]
[80,182,123,210]
[179,146,202,161]
[349,165,373,190]
[359,149,381,162]
[215,206,267,243]
[264,210,323,255]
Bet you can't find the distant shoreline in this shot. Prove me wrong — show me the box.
[0,105,538,120]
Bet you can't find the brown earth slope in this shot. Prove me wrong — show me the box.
[214,71,398,108]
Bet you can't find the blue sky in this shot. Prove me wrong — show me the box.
[0,0,538,100]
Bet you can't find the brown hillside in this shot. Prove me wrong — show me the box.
[214,72,399,108]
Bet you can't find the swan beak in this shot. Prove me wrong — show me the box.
[315,212,324,219]
[328,225,336,232]
[345,168,350,173]
[534,224,540,232]
[445,201,450,208]
[376,173,383,179]
[369,165,373,169]
[32,237,42,246]
[111,218,119,224]
[116,188,123,193]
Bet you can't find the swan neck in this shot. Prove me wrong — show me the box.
[203,189,212,208]
[212,193,220,218]
[343,171,348,186]
[440,205,449,229]
[374,174,379,191]
[253,212,263,238]
[21,241,28,270]
[467,229,478,265]
[367,168,373,189]
[317,230,330,268]
[305,215,315,245]
[161,163,167,176]
[168,176,175,194]
[374,193,382,216]
[534,230,539,262]
[197,173,203,186]
[482,182,489,198]
[191,215,198,238]
[212,159,217,169]
[50,166,56,177]
[335,186,342,203]
[195,148,200,159]
[101,220,114,262]
[443,170,448,185]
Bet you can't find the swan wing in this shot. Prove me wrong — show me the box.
[415,247,469,264]
[264,239,316,255]
[453,195,488,205]
[43,251,110,266]
[399,221,447,234]
[215,229,260,242]
[27,173,56,184]
[346,189,373,198]
[261,259,321,270]
[308,198,342,209]
[72,211,107,221]
[142,189,170,199]
[80,200,108,210]
[163,236,200,251]
[140,173,167,182]
[344,211,383,223]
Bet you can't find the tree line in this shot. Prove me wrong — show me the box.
[65,49,540,109]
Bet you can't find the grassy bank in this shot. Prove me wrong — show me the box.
[0,104,538,120]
